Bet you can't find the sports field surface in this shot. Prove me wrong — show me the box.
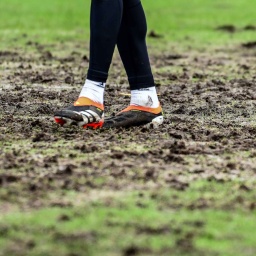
[0,0,256,255]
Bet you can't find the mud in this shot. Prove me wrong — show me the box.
[0,40,256,212]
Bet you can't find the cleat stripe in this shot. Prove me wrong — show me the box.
[80,111,96,123]
[86,110,100,121]
[82,114,90,124]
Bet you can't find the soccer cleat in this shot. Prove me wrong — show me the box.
[103,105,164,129]
[54,97,104,129]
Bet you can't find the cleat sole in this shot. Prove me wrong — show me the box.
[54,116,104,129]
[83,120,104,129]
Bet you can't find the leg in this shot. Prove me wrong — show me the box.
[54,0,123,129]
[79,0,124,106]
[117,0,154,90]
[103,0,164,128]
[79,0,123,107]
[88,0,123,83]
[117,0,160,109]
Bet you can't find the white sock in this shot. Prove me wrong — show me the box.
[79,79,105,105]
[130,87,159,108]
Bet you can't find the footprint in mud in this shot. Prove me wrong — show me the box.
[148,30,163,38]
[216,24,236,33]
[242,41,256,48]
[243,25,256,31]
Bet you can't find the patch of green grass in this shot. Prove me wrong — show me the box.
[1,181,256,256]
[0,0,89,47]
[0,0,256,49]
[145,0,256,45]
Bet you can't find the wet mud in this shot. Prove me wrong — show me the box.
[0,41,256,211]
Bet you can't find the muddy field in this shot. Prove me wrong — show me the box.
[1,40,256,255]
[1,40,256,208]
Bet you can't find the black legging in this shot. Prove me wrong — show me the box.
[87,0,155,90]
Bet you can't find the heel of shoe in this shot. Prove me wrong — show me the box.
[144,116,164,129]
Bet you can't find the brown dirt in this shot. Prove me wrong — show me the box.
[0,41,256,209]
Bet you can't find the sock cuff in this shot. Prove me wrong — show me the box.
[87,69,108,83]
[85,79,106,88]
[128,75,155,90]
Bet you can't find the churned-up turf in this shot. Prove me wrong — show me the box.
[1,0,256,255]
